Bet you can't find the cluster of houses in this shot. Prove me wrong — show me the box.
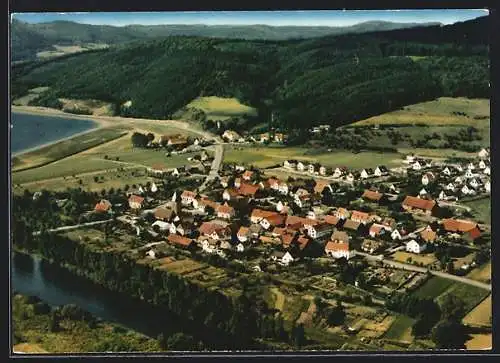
[222,130,287,144]
[89,147,488,270]
[408,150,491,201]
[283,160,390,180]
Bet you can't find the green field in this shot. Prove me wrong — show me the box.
[225,145,401,169]
[352,97,490,127]
[182,96,257,121]
[383,315,415,342]
[436,283,490,315]
[12,128,128,171]
[413,277,489,318]
[412,277,455,299]
[463,197,491,225]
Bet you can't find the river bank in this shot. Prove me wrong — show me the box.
[12,291,160,354]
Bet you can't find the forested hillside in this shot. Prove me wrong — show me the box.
[11,16,489,131]
[11,18,442,62]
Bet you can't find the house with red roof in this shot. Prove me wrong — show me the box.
[442,219,481,241]
[95,199,112,213]
[325,240,352,260]
[216,203,235,220]
[402,196,437,215]
[181,190,198,206]
[128,195,144,210]
[167,234,194,249]
[350,210,371,224]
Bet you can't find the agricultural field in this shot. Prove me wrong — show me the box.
[463,197,491,225]
[392,251,437,266]
[413,277,489,318]
[436,283,490,315]
[465,333,492,350]
[36,43,109,59]
[352,97,490,127]
[180,96,257,121]
[467,262,491,284]
[225,145,402,169]
[383,315,415,343]
[12,128,128,171]
[462,295,491,328]
[412,277,455,299]
[59,98,114,116]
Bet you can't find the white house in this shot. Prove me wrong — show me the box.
[374,166,389,177]
[325,241,352,260]
[412,161,422,171]
[237,227,250,243]
[152,220,170,231]
[297,162,306,172]
[271,251,295,266]
[406,239,427,254]
[478,148,490,159]
[446,183,456,191]
[483,166,490,176]
[389,184,400,194]
[147,249,157,259]
[236,243,245,253]
[478,160,487,169]
[405,154,416,164]
[319,166,328,176]
[202,239,218,254]
[283,160,297,169]
[421,172,435,186]
[150,182,158,193]
[455,165,464,173]
[360,169,371,179]
[391,229,402,240]
[467,162,476,171]
[438,190,448,201]
[469,178,481,189]
[308,163,317,174]
[419,188,428,197]
[485,181,490,193]
[461,185,474,195]
[332,167,346,179]
[345,173,355,183]
[455,176,464,184]
[442,167,452,176]
[307,223,333,240]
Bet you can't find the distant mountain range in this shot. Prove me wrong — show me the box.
[11,19,443,62]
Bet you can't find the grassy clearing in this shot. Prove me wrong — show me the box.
[397,147,479,159]
[462,295,491,328]
[12,155,130,184]
[36,43,109,59]
[436,283,490,315]
[352,97,490,127]
[183,96,257,121]
[12,128,128,171]
[392,251,437,266]
[12,87,50,106]
[59,98,114,116]
[383,315,415,342]
[270,287,285,311]
[225,145,401,169]
[467,262,491,283]
[463,197,491,225]
[412,277,454,299]
[12,293,158,353]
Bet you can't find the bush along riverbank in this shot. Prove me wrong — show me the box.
[12,223,290,351]
[12,293,160,353]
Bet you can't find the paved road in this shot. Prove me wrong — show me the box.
[199,143,224,191]
[32,219,113,236]
[439,201,472,212]
[357,251,491,291]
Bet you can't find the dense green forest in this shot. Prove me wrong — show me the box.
[11,16,489,131]
[11,18,443,62]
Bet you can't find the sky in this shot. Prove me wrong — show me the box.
[12,10,488,27]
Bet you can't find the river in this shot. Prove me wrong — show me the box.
[11,252,190,340]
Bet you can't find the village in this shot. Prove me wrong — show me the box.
[86,131,491,282]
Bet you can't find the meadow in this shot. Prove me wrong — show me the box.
[225,145,402,169]
[463,197,491,225]
[462,294,491,328]
[383,315,415,343]
[12,128,128,171]
[181,96,257,121]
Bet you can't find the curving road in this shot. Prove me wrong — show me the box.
[356,251,491,291]
[199,143,224,192]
